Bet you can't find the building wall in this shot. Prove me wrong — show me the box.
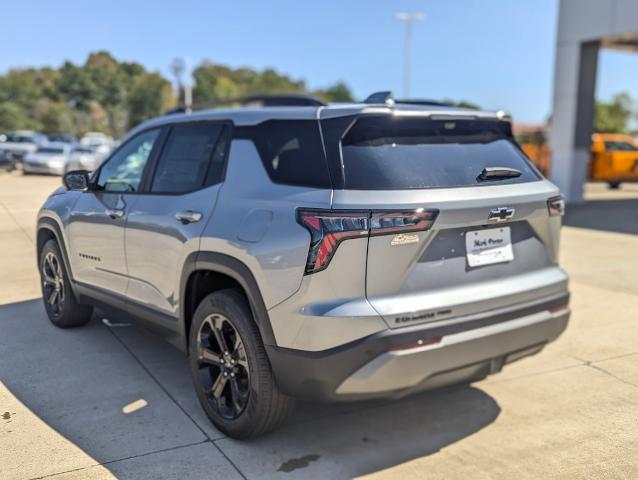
[550,0,638,202]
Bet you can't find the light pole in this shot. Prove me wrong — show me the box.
[169,57,193,112]
[395,12,425,98]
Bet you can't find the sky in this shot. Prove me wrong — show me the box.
[3,0,638,123]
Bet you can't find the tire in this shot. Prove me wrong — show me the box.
[189,289,294,439]
[39,239,93,328]
[608,181,621,189]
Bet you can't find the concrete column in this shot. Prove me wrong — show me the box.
[549,40,600,203]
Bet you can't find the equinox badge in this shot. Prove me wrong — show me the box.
[488,207,515,223]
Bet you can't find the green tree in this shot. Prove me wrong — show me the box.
[0,102,34,130]
[128,73,174,128]
[313,82,354,102]
[84,51,128,136]
[444,99,481,110]
[0,69,54,110]
[32,99,76,134]
[58,61,96,109]
[595,92,633,133]
[191,60,353,104]
[193,63,242,102]
[0,51,355,137]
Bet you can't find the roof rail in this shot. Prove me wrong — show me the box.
[164,93,326,115]
[363,92,456,108]
[395,99,454,107]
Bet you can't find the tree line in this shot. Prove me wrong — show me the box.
[0,51,354,138]
[595,92,637,134]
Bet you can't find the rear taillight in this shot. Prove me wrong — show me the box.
[296,210,370,274]
[297,208,439,274]
[547,195,565,217]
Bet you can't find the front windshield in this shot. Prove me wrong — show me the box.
[604,141,638,152]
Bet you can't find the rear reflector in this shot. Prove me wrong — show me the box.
[548,304,569,313]
[547,195,565,217]
[389,337,442,352]
[297,208,439,274]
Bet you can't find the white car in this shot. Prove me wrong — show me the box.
[23,143,72,175]
[65,146,108,173]
[0,131,48,159]
[80,132,114,152]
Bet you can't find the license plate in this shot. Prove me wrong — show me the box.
[465,227,514,267]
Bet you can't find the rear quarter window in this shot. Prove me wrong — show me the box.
[339,116,540,190]
[234,120,331,189]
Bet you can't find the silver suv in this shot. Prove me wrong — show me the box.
[36,94,570,439]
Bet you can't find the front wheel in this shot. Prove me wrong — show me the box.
[39,239,93,328]
[608,181,621,189]
[189,290,294,439]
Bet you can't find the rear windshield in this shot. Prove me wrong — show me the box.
[340,116,540,190]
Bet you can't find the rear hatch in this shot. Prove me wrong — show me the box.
[323,112,568,329]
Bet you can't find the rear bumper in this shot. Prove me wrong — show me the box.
[267,293,569,402]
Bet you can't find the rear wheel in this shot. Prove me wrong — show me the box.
[189,290,294,439]
[608,181,621,189]
[39,239,93,328]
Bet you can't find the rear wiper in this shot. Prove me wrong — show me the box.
[477,167,522,181]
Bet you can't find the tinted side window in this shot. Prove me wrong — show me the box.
[234,120,331,188]
[151,123,226,194]
[97,128,160,192]
[205,126,229,186]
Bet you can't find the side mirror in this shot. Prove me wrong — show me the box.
[63,170,90,191]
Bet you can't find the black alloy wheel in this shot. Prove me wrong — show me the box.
[42,251,65,318]
[195,313,251,420]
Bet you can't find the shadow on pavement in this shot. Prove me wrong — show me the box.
[0,299,500,479]
[564,198,638,235]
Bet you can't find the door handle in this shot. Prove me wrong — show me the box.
[175,211,203,224]
[106,209,125,219]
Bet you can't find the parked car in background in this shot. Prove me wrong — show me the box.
[0,149,16,171]
[64,145,108,173]
[590,133,638,188]
[0,131,48,160]
[23,143,72,175]
[80,132,114,154]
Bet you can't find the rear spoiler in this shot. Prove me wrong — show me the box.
[362,91,513,136]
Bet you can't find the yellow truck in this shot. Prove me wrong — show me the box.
[518,131,638,188]
[590,133,638,188]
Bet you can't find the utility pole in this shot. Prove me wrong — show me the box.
[395,12,424,98]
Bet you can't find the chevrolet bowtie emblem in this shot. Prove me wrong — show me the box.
[488,207,515,222]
